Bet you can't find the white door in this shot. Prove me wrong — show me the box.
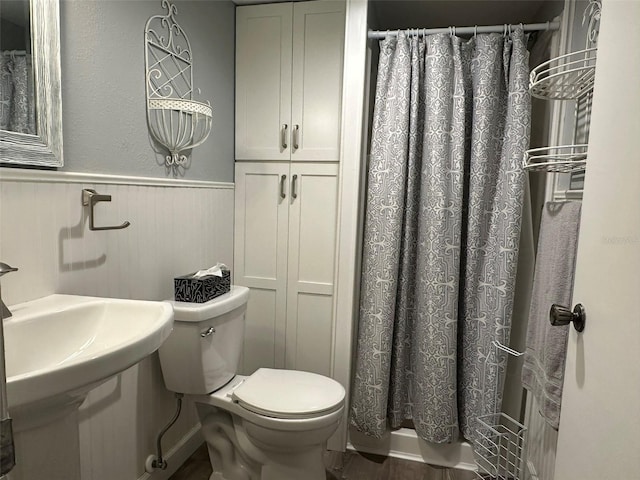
[290,1,345,162]
[554,1,640,478]
[234,162,290,374]
[285,163,339,376]
[235,3,292,161]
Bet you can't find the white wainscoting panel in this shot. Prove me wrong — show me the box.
[0,169,234,480]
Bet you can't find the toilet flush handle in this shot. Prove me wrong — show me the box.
[200,327,216,338]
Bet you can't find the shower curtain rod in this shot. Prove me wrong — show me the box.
[1,50,27,56]
[368,21,560,39]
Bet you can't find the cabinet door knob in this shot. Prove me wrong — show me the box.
[281,124,288,150]
[549,303,586,332]
[293,124,300,150]
[280,174,287,199]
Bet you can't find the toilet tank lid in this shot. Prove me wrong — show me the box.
[169,285,249,322]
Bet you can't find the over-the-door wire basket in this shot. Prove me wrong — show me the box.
[475,412,527,479]
[473,341,527,479]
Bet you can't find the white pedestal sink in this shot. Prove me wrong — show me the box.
[2,295,174,480]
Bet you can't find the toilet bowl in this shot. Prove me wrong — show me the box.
[158,286,345,480]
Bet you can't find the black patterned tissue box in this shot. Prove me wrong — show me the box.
[174,268,231,303]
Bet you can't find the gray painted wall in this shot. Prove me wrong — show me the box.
[60,0,235,181]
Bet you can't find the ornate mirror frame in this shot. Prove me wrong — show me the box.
[0,0,63,167]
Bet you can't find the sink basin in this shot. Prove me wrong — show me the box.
[4,294,173,429]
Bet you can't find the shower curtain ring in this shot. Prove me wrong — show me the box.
[474,25,478,37]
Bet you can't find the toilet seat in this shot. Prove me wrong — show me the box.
[232,368,345,420]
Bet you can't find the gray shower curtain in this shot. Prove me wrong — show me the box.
[350,29,530,444]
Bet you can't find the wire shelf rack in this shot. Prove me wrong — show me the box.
[523,144,587,173]
[475,413,527,480]
[529,47,597,100]
[526,0,600,175]
[473,341,527,480]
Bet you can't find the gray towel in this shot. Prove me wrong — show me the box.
[522,201,582,430]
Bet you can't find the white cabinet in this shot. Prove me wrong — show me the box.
[234,1,344,377]
[235,1,345,162]
[234,162,339,376]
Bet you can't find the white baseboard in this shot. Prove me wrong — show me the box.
[137,425,204,480]
[347,427,477,471]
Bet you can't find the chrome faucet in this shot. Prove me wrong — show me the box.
[0,262,17,475]
[0,263,18,320]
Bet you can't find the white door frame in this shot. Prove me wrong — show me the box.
[328,0,369,451]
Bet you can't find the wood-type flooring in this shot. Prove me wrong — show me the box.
[169,443,477,480]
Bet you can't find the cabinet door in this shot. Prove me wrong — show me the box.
[234,162,290,374]
[285,163,339,376]
[290,1,345,162]
[236,4,292,161]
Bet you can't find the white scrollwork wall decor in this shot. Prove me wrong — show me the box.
[145,0,212,167]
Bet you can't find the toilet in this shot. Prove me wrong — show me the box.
[158,285,346,480]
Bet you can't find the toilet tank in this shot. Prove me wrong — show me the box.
[158,286,249,394]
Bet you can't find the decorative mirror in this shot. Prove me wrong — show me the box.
[144,0,212,168]
[0,0,63,167]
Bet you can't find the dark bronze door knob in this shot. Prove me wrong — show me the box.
[550,303,586,332]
